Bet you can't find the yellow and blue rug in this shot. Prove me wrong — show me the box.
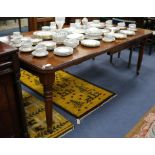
[23,90,73,138]
[21,70,116,118]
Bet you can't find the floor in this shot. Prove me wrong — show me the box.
[1,23,155,138]
[23,46,155,138]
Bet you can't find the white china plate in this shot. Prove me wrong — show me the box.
[32,50,49,57]
[67,33,84,40]
[39,41,56,50]
[19,47,34,52]
[113,33,127,39]
[81,39,100,47]
[88,22,105,28]
[54,46,73,56]
[120,30,135,35]
[102,37,115,43]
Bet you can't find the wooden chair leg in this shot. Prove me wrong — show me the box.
[118,52,121,58]
[128,47,133,68]
[110,54,113,64]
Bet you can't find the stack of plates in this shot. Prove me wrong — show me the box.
[81,39,100,47]
[102,37,115,43]
[32,50,49,57]
[19,46,34,52]
[53,46,73,56]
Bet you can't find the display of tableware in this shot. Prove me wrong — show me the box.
[19,39,34,52]
[102,34,115,42]
[52,31,67,44]
[113,33,127,39]
[42,26,51,31]
[82,17,88,25]
[67,33,84,40]
[32,50,49,57]
[85,27,103,37]
[117,22,126,29]
[106,20,113,25]
[31,38,43,45]
[81,39,100,47]
[38,41,56,50]
[63,38,79,48]
[33,31,53,40]
[21,37,31,42]
[75,19,82,29]
[53,46,73,56]
[120,30,135,36]
[55,17,65,30]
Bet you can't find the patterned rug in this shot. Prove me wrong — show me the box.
[126,106,155,138]
[21,70,116,118]
[23,90,73,138]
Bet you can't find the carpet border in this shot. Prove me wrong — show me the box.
[21,69,116,119]
[125,106,155,138]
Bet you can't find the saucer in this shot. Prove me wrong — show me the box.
[81,39,100,47]
[53,46,73,56]
[32,50,49,57]
[9,42,21,48]
[19,46,34,52]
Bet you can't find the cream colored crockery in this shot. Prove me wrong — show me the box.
[63,39,79,48]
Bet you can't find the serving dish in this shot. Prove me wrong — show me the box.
[81,39,100,47]
[113,33,127,39]
[19,47,34,52]
[33,31,53,40]
[53,46,73,56]
[102,37,115,43]
[67,33,84,40]
[63,39,79,48]
[39,41,56,50]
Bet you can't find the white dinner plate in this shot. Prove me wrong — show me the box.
[32,50,49,57]
[67,33,84,40]
[19,47,34,52]
[120,30,135,36]
[81,39,100,47]
[53,46,73,56]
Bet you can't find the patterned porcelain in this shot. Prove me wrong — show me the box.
[67,33,84,40]
[63,39,79,48]
[81,39,100,47]
[54,46,73,56]
[120,30,135,35]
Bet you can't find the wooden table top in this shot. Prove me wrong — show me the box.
[0,28,152,73]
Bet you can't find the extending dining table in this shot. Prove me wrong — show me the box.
[0,28,152,131]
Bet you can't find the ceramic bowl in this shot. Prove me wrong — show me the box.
[85,27,103,36]
[52,31,67,44]
[63,39,79,48]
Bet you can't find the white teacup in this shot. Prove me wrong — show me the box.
[104,34,115,40]
[21,40,33,49]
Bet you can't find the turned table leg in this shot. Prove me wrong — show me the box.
[137,40,146,75]
[39,73,55,131]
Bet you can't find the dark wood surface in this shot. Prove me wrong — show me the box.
[0,42,27,137]
[0,28,152,130]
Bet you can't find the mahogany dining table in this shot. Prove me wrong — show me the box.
[0,28,152,131]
